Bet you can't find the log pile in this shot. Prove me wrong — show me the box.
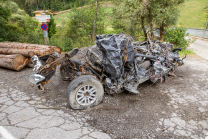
[0,42,61,71]
[0,54,28,71]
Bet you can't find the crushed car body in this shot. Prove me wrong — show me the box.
[28,33,186,109]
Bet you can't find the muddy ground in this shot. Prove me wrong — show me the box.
[0,48,208,138]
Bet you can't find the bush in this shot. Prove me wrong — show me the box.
[163,27,192,50]
[50,35,73,52]
[66,4,105,47]
[47,16,56,39]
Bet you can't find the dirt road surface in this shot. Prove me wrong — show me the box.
[0,49,208,138]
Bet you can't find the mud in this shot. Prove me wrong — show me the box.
[0,51,208,138]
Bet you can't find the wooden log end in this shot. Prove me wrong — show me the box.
[29,51,35,57]
[54,47,61,54]
[13,54,29,71]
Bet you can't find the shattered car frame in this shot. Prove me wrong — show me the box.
[28,33,186,110]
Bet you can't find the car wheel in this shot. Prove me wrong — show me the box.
[66,75,104,110]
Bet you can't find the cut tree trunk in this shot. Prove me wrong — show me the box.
[0,48,35,58]
[0,42,61,54]
[0,43,53,52]
[0,54,28,71]
[0,48,53,57]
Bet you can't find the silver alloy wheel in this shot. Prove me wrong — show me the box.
[76,85,97,106]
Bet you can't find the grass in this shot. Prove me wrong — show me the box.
[179,49,195,57]
[53,2,114,27]
[53,12,73,26]
[177,0,208,29]
[54,0,208,28]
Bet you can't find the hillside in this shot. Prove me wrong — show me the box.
[177,0,207,29]
[54,0,207,29]
[53,2,114,27]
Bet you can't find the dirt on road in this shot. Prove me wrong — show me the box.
[0,49,208,138]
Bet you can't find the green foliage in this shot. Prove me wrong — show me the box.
[154,0,184,27]
[0,2,20,41]
[104,28,116,35]
[50,36,73,51]
[12,0,92,16]
[47,16,56,39]
[164,27,193,49]
[205,2,208,18]
[18,17,44,44]
[0,1,44,43]
[66,4,105,48]
[112,0,185,40]
[179,49,195,57]
[49,27,73,51]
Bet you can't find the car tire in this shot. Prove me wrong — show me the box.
[66,75,104,110]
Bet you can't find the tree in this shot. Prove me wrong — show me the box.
[25,0,39,10]
[113,0,151,40]
[0,3,11,41]
[92,0,98,41]
[66,3,104,47]
[0,0,44,43]
[113,0,184,41]
[0,1,20,42]
[47,15,56,39]
[154,0,185,41]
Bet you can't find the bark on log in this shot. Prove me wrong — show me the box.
[0,48,34,58]
[0,42,61,54]
[0,48,51,57]
[0,54,28,71]
[0,43,53,53]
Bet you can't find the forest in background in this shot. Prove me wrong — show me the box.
[1,0,208,52]
[12,0,93,16]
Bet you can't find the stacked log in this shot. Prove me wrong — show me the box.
[0,42,61,57]
[0,42,61,71]
[0,54,28,71]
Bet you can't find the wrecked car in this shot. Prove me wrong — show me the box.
[28,33,185,110]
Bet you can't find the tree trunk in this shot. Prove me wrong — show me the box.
[92,0,98,41]
[0,42,61,55]
[79,0,80,7]
[141,16,147,40]
[0,43,53,51]
[0,48,55,57]
[148,9,154,40]
[0,48,34,58]
[160,21,165,42]
[0,54,28,71]
[36,0,38,10]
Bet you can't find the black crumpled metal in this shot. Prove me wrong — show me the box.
[96,34,135,79]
